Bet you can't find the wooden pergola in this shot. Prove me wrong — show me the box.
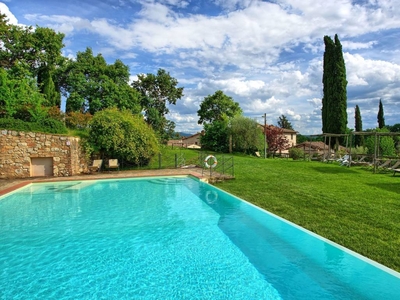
[309,131,400,173]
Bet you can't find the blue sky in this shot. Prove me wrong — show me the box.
[2,0,400,135]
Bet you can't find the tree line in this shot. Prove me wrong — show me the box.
[0,14,186,164]
[0,14,297,161]
[322,34,399,156]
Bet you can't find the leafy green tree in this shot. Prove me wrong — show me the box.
[88,108,159,164]
[132,68,183,141]
[387,124,400,132]
[377,99,385,129]
[197,90,242,125]
[322,34,348,145]
[0,15,65,104]
[200,119,230,153]
[0,67,48,122]
[387,123,400,153]
[230,116,263,153]
[296,134,308,144]
[354,105,364,147]
[277,114,294,130]
[364,128,395,156]
[61,48,141,115]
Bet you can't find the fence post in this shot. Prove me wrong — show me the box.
[158,153,162,169]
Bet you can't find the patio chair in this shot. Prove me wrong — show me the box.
[337,154,350,166]
[108,159,120,171]
[89,159,103,173]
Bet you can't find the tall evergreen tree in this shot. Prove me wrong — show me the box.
[354,105,363,147]
[377,99,385,129]
[322,34,348,145]
[277,114,294,130]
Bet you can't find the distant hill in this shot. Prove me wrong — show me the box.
[177,132,194,137]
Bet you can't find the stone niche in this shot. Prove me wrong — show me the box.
[0,130,89,179]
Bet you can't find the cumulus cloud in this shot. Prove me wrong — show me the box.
[0,2,18,24]
[3,0,400,133]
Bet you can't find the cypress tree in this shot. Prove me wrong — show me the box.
[322,34,348,144]
[355,105,363,147]
[38,67,60,107]
[377,99,385,129]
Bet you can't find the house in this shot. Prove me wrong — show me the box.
[258,124,297,154]
[167,132,203,148]
[293,141,330,157]
[182,132,202,148]
[167,139,184,148]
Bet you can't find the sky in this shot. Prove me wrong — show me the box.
[1,0,400,135]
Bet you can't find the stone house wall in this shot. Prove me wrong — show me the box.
[0,130,89,179]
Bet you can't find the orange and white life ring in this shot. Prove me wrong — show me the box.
[204,155,218,168]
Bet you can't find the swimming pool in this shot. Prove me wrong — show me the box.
[1,176,399,299]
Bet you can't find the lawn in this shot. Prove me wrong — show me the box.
[211,155,400,273]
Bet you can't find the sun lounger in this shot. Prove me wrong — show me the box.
[89,159,103,173]
[108,159,119,171]
[388,160,400,170]
[377,159,392,170]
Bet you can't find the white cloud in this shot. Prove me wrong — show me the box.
[341,40,378,50]
[3,0,400,134]
[0,2,18,24]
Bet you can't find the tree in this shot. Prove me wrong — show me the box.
[88,108,159,165]
[0,15,65,73]
[377,99,385,129]
[0,15,65,107]
[322,34,348,146]
[132,68,183,141]
[39,67,60,107]
[197,90,242,125]
[61,48,141,115]
[200,119,229,153]
[230,116,263,153]
[354,105,363,147]
[364,128,395,156]
[277,114,294,130]
[264,125,290,157]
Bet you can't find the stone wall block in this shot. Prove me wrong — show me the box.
[0,131,88,179]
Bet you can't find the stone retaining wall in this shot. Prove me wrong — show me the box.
[0,130,88,179]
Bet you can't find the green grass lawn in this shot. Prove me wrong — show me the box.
[211,155,400,273]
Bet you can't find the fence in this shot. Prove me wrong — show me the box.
[198,152,235,179]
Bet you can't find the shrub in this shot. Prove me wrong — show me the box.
[0,117,67,134]
[88,108,159,165]
[289,147,304,160]
[65,111,92,129]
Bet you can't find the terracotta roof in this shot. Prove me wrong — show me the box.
[295,141,329,150]
[257,123,297,133]
[182,132,202,140]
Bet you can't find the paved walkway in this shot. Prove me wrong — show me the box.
[0,167,209,196]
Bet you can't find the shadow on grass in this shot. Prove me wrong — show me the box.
[311,166,359,174]
[368,183,400,194]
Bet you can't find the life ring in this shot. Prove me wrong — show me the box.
[204,155,218,168]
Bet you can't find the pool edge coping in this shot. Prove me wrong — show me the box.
[0,169,208,197]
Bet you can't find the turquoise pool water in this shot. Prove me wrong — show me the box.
[1,176,399,299]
